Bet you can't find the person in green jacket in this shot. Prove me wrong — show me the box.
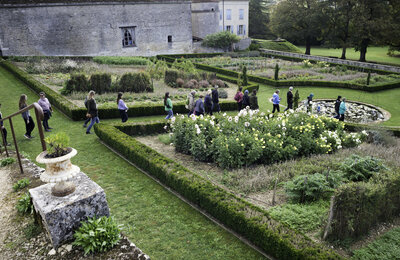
[164,92,173,119]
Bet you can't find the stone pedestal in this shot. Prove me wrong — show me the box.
[29,171,110,249]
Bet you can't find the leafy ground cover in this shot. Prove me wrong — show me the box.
[0,66,265,259]
[297,46,400,66]
[192,56,400,85]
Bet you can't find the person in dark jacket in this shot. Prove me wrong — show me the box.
[306,93,314,113]
[86,90,100,134]
[334,96,342,119]
[83,94,91,128]
[249,89,259,110]
[211,86,220,113]
[204,89,213,115]
[242,89,250,108]
[19,94,35,139]
[0,103,10,146]
[38,92,53,132]
[194,95,205,116]
[284,87,294,111]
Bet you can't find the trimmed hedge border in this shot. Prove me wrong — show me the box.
[158,55,400,91]
[94,122,342,260]
[0,59,238,120]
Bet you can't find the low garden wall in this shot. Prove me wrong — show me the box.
[0,59,238,120]
[93,121,342,260]
[260,49,400,74]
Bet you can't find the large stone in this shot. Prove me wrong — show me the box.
[29,172,110,249]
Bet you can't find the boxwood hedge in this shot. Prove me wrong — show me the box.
[94,122,342,260]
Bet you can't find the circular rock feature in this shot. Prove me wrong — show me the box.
[296,99,390,124]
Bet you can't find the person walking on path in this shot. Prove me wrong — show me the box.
[249,89,259,110]
[0,103,10,146]
[212,86,220,113]
[306,93,314,113]
[284,87,294,111]
[117,92,128,123]
[339,97,346,121]
[334,96,342,119]
[83,94,91,128]
[272,90,281,113]
[194,95,205,116]
[234,87,244,111]
[204,89,213,115]
[242,89,250,108]
[86,90,100,134]
[38,92,53,132]
[186,90,196,117]
[19,94,35,139]
[164,92,173,120]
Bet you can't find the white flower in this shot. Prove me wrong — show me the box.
[171,117,176,123]
[210,120,215,126]
[200,114,204,119]
[228,116,232,122]
[260,112,265,116]
[234,116,239,123]
[163,125,168,130]
[269,114,273,119]
[244,122,250,127]
[196,128,201,135]
[180,115,185,119]
[223,113,227,117]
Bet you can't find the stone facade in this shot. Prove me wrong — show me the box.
[218,0,249,38]
[191,0,219,39]
[0,1,193,56]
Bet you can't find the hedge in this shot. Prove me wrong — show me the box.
[328,170,400,240]
[158,55,400,91]
[0,59,238,120]
[94,122,342,260]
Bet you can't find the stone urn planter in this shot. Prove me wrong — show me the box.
[36,148,80,197]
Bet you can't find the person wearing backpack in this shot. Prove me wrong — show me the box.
[185,90,196,117]
[234,87,244,111]
[242,89,250,108]
[334,96,342,119]
[194,95,205,116]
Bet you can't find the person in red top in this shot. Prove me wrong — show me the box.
[234,87,244,111]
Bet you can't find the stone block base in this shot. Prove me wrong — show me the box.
[29,172,110,249]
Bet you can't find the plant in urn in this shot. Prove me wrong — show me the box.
[36,132,79,197]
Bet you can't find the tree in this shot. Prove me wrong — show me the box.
[324,0,356,59]
[249,0,275,39]
[384,0,400,55]
[351,0,391,62]
[270,0,328,55]
[202,31,240,51]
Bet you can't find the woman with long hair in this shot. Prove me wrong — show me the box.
[164,92,173,119]
[117,92,128,123]
[19,94,35,139]
[86,90,100,134]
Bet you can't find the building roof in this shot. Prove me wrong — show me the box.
[0,0,189,5]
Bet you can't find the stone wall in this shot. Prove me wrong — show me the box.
[260,49,400,73]
[0,1,193,56]
[191,1,219,39]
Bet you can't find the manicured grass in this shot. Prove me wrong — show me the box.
[254,39,302,53]
[257,84,400,127]
[297,46,400,66]
[351,227,400,260]
[0,67,265,259]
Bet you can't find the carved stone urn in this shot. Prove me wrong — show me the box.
[36,148,80,197]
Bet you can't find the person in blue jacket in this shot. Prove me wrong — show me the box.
[204,89,213,115]
[272,90,280,113]
[194,95,205,116]
[339,97,346,121]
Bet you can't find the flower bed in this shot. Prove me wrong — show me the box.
[170,109,367,169]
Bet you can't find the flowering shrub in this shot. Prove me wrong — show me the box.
[169,109,367,169]
[302,59,312,68]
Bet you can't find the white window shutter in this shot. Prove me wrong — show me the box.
[237,25,239,35]
[244,25,246,36]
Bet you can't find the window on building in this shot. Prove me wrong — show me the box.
[239,9,244,20]
[237,25,244,35]
[168,35,172,43]
[225,25,232,33]
[226,9,231,20]
[220,11,222,20]
[121,27,136,47]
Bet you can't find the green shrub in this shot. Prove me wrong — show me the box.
[24,222,42,239]
[16,192,33,215]
[284,171,343,203]
[202,31,240,51]
[164,69,180,87]
[0,157,16,167]
[73,216,121,256]
[63,74,89,95]
[274,63,280,80]
[13,178,31,192]
[93,56,150,65]
[293,90,300,109]
[90,73,111,94]
[118,72,153,93]
[339,154,387,182]
[218,89,228,99]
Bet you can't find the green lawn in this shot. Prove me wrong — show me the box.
[0,67,265,259]
[297,46,400,66]
[257,84,400,127]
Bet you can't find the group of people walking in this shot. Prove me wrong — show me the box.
[234,87,259,111]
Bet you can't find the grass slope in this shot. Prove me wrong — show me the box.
[254,39,302,53]
[0,67,264,259]
[297,46,400,66]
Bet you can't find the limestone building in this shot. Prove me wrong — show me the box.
[218,0,249,38]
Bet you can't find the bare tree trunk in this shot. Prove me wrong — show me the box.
[305,36,311,55]
[359,39,369,62]
[340,47,347,59]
